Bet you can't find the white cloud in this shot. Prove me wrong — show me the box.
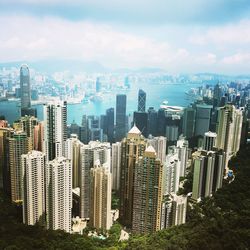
[0,15,250,73]
[189,19,250,46]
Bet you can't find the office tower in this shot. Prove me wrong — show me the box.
[0,127,14,195]
[20,65,31,111]
[182,106,196,139]
[138,89,146,112]
[176,136,189,177]
[46,157,72,233]
[33,122,44,152]
[96,77,101,93]
[119,126,147,228]
[22,151,46,226]
[132,145,163,233]
[164,147,181,194]
[147,135,167,163]
[8,131,29,202]
[116,94,127,141]
[133,111,148,137]
[191,149,226,200]
[194,104,213,136]
[216,104,243,158]
[64,134,83,188]
[111,142,121,191]
[80,141,111,219]
[87,116,103,142]
[204,131,217,151]
[213,84,223,107]
[124,76,130,89]
[89,161,112,230]
[106,108,114,143]
[148,107,158,136]
[161,194,187,229]
[157,108,166,136]
[43,101,67,161]
[81,115,88,144]
[166,114,181,143]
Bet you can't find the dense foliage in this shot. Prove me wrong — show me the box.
[0,145,250,249]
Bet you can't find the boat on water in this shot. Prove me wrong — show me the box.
[160,100,184,112]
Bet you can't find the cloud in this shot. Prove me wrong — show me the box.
[189,19,250,46]
[221,53,250,65]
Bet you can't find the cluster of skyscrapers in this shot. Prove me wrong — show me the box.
[0,65,249,235]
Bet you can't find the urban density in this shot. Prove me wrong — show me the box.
[0,64,249,239]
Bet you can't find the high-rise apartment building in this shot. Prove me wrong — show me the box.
[22,151,46,226]
[115,94,127,141]
[203,131,217,151]
[43,102,67,161]
[46,157,72,233]
[8,131,29,202]
[80,141,111,219]
[161,194,187,229]
[164,147,181,195]
[119,126,147,228]
[132,145,163,233]
[111,142,122,191]
[147,135,167,164]
[138,89,146,112]
[64,134,83,188]
[0,127,14,196]
[89,161,112,230]
[192,149,226,200]
[176,136,189,177]
[216,104,243,160]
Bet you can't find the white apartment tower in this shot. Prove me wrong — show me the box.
[22,151,46,226]
[43,102,67,161]
[46,157,72,233]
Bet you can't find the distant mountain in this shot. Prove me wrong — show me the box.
[0,60,109,74]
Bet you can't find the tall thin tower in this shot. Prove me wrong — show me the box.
[20,65,31,110]
[43,102,67,161]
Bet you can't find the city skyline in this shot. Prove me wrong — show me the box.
[0,1,250,74]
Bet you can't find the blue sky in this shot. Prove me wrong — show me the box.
[0,0,250,73]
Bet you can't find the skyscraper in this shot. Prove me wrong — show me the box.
[43,102,67,161]
[191,149,226,200]
[119,125,147,228]
[138,89,146,112]
[20,65,31,110]
[182,106,196,139]
[132,145,163,233]
[194,104,213,137]
[22,151,46,226]
[133,111,148,137]
[147,135,167,163]
[148,107,158,136]
[0,127,14,196]
[203,131,217,151]
[64,134,83,188]
[111,142,122,191]
[46,157,72,233]
[115,94,126,141]
[164,147,181,194]
[176,136,189,177]
[216,104,243,159]
[161,194,187,229]
[8,131,29,202]
[80,141,111,219]
[106,108,114,143]
[89,161,112,230]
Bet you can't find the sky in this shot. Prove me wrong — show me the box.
[0,0,250,74]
